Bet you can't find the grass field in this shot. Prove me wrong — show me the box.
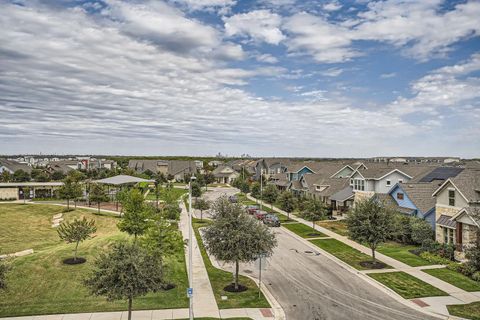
[309,238,388,270]
[423,268,480,292]
[145,188,188,201]
[316,220,348,236]
[377,242,433,267]
[283,223,327,238]
[448,301,480,320]
[0,204,188,317]
[368,272,448,299]
[192,218,270,309]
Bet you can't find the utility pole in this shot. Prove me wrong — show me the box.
[188,176,196,320]
[260,172,263,210]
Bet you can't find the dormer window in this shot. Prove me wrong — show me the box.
[397,192,404,200]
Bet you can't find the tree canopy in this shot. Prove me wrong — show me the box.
[57,217,96,262]
[203,197,277,290]
[277,191,296,219]
[89,183,108,213]
[262,184,279,205]
[59,175,83,210]
[117,189,153,243]
[301,198,327,229]
[84,242,164,320]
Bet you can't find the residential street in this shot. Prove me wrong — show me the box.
[202,188,440,320]
[242,228,440,320]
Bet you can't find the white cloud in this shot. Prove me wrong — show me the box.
[256,53,278,64]
[283,0,480,63]
[223,10,285,45]
[323,1,342,12]
[171,0,236,11]
[321,68,344,77]
[390,53,480,115]
[284,12,360,63]
[380,72,396,79]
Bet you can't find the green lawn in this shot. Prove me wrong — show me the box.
[368,272,448,299]
[0,204,189,317]
[309,238,388,270]
[377,242,433,267]
[423,268,480,292]
[283,223,326,238]
[145,188,188,201]
[316,220,348,236]
[192,218,270,309]
[448,301,480,320]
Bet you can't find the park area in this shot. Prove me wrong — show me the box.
[0,203,188,317]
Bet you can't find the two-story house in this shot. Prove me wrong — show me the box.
[254,158,290,180]
[212,165,239,184]
[432,167,480,258]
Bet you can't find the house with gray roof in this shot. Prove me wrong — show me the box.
[212,165,239,184]
[255,158,291,180]
[0,159,32,174]
[128,159,197,182]
[432,167,480,259]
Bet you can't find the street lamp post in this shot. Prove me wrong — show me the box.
[188,175,196,320]
[260,172,263,210]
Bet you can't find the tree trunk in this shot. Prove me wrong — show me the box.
[74,240,79,262]
[235,260,239,291]
[128,297,132,320]
[287,212,290,220]
[74,200,77,209]
[200,209,203,221]
[67,199,70,210]
[312,220,315,230]
[97,202,100,214]
[371,246,376,263]
[134,234,138,245]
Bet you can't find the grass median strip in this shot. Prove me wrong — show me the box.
[283,223,326,238]
[448,301,480,320]
[368,272,448,299]
[192,218,270,309]
[309,238,389,270]
[316,220,348,236]
[423,268,480,292]
[377,242,433,267]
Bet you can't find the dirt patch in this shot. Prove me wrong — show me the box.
[224,283,248,293]
[162,283,176,291]
[62,257,86,265]
[359,261,388,269]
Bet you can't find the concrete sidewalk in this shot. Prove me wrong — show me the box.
[178,201,219,318]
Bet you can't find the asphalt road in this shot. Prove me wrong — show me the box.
[243,228,440,320]
[204,188,439,320]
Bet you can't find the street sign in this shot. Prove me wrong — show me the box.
[187,287,193,297]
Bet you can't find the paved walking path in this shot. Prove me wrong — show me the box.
[178,201,219,318]
[246,194,480,316]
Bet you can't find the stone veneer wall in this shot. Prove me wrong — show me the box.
[0,188,18,200]
[435,205,461,243]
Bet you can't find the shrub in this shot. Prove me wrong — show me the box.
[419,252,451,265]
[438,243,456,261]
[446,262,462,273]
[459,263,477,277]
[471,272,480,282]
[410,218,434,245]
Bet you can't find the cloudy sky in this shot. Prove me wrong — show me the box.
[1,0,479,157]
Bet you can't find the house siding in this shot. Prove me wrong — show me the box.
[374,171,410,194]
[390,185,416,210]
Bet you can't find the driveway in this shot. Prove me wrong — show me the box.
[241,228,440,320]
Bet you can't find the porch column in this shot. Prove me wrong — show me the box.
[456,223,463,252]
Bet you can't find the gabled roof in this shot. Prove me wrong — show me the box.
[94,175,154,185]
[0,159,32,173]
[432,168,480,203]
[350,163,435,180]
[330,186,354,202]
[451,207,480,227]
[396,182,439,213]
[212,165,238,177]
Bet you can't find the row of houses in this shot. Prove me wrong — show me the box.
[127,159,199,182]
[0,158,116,175]
[255,158,479,260]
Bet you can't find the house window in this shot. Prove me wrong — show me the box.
[398,179,403,183]
[448,190,455,207]
[386,180,391,187]
[350,179,353,186]
[443,227,455,244]
[397,192,404,200]
[353,179,365,191]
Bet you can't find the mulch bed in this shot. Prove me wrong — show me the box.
[307,233,323,237]
[359,261,388,269]
[162,283,176,291]
[224,283,248,293]
[63,257,86,265]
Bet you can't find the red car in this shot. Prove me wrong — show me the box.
[254,210,268,221]
[246,205,260,215]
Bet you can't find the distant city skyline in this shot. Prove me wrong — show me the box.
[1,0,479,157]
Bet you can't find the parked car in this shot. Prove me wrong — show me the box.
[263,214,280,227]
[254,210,268,221]
[228,195,238,203]
[246,205,260,215]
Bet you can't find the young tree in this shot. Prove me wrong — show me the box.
[191,181,202,200]
[89,183,108,214]
[1,170,11,182]
[346,198,395,263]
[277,191,296,220]
[262,184,279,207]
[203,197,277,291]
[301,198,327,229]
[193,198,210,220]
[57,217,97,263]
[203,172,215,190]
[59,176,83,210]
[141,218,183,257]
[84,242,164,320]
[117,189,153,243]
[251,182,261,199]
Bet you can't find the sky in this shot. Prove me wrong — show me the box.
[0,0,479,158]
